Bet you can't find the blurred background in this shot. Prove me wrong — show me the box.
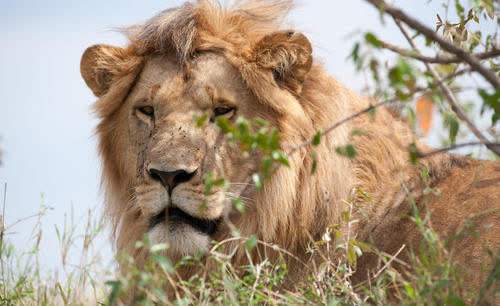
[0,0,487,273]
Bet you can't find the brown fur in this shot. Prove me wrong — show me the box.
[80,0,499,296]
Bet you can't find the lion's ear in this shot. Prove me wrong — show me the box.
[253,30,313,93]
[80,44,129,97]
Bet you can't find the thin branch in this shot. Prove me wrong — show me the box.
[393,19,500,156]
[4,213,40,231]
[287,99,395,155]
[439,68,471,83]
[416,142,500,159]
[380,40,500,64]
[285,67,483,157]
[364,0,500,88]
[373,244,406,278]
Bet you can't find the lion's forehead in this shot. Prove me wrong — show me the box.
[143,55,180,86]
[134,53,248,109]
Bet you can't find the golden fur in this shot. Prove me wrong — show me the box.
[80,0,499,293]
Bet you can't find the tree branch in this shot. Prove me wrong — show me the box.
[287,99,395,155]
[380,40,500,64]
[394,18,500,156]
[439,68,471,83]
[416,142,500,159]
[364,0,500,88]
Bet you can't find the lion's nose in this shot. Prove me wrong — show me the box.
[149,168,197,193]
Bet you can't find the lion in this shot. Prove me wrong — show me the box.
[80,0,499,299]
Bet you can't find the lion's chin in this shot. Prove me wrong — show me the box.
[149,222,211,256]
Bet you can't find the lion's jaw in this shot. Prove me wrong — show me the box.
[109,53,271,256]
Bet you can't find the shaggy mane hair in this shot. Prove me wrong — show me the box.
[124,0,292,62]
[96,0,445,265]
[88,0,499,291]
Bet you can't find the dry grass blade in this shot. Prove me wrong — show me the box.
[373,244,406,278]
[1,183,6,299]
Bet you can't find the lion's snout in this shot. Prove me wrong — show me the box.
[148,167,197,195]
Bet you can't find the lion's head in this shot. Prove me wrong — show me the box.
[81,1,500,297]
[81,0,359,266]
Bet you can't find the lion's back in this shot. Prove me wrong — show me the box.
[425,158,500,288]
[353,156,500,298]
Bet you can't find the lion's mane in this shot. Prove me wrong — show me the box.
[91,0,499,289]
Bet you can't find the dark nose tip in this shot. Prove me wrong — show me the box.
[149,168,197,192]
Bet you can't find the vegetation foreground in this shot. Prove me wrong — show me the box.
[0,187,498,305]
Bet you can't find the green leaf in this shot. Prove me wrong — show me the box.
[350,129,365,136]
[236,117,250,139]
[349,43,362,70]
[335,144,357,159]
[199,200,207,212]
[253,118,268,126]
[268,128,280,150]
[365,32,382,48]
[369,59,380,82]
[311,152,318,174]
[272,150,290,167]
[479,88,500,125]
[404,282,415,300]
[252,173,263,190]
[261,155,273,177]
[245,235,258,250]
[152,254,174,273]
[203,173,214,195]
[455,0,465,18]
[444,115,460,145]
[106,280,122,305]
[216,117,234,134]
[213,178,228,189]
[346,246,357,265]
[232,198,245,213]
[446,294,466,306]
[195,114,208,127]
[347,145,356,158]
[341,211,350,222]
[449,119,459,144]
[350,240,373,253]
[312,131,321,146]
[408,143,419,164]
[150,243,168,253]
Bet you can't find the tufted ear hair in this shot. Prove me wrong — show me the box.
[80,44,131,97]
[253,30,313,94]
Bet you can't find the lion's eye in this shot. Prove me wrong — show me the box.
[213,106,235,117]
[138,106,154,117]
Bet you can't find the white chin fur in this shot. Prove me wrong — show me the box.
[149,222,210,256]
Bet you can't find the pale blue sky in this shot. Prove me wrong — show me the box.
[0,0,452,270]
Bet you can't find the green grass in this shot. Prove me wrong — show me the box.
[1,187,498,306]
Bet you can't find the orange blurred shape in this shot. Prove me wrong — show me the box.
[416,97,434,135]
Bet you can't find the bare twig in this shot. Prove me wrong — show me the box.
[380,40,500,64]
[364,0,500,88]
[373,244,406,278]
[4,213,40,231]
[416,141,500,159]
[393,19,500,156]
[288,99,396,155]
[439,68,471,83]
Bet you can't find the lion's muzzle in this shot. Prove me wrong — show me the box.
[149,206,221,235]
